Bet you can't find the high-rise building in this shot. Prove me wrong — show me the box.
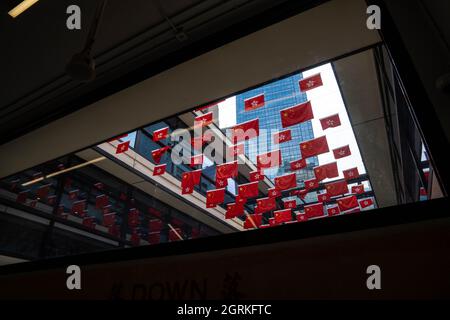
[235,73,318,185]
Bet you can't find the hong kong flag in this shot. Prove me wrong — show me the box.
[238,181,259,199]
[284,199,297,209]
[190,154,204,167]
[116,141,130,154]
[152,146,170,164]
[250,170,264,182]
[153,164,166,176]
[327,206,340,216]
[296,213,308,222]
[325,180,349,197]
[275,173,297,191]
[274,209,292,224]
[304,178,319,191]
[273,129,292,144]
[280,101,314,128]
[206,188,225,207]
[244,214,262,229]
[314,162,339,181]
[194,112,213,127]
[304,203,324,218]
[216,161,238,180]
[268,188,281,198]
[226,203,245,219]
[230,118,259,143]
[103,213,116,227]
[299,73,323,92]
[257,149,282,171]
[153,127,169,142]
[337,195,358,211]
[320,114,341,130]
[256,197,276,213]
[343,167,360,181]
[317,193,330,203]
[290,158,307,171]
[215,177,228,188]
[244,94,265,111]
[359,198,374,209]
[227,143,244,158]
[300,136,329,158]
[333,145,351,159]
[351,184,365,194]
[181,170,202,194]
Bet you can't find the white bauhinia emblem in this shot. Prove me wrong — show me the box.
[348,171,354,177]
[364,201,369,206]
[184,188,190,192]
[309,182,314,187]
[295,163,301,168]
[326,120,335,126]
[338,150,346,156]
[255,174,260,179]
[306,80,316,88]
[279,134,285,141]
[251,100,259,107]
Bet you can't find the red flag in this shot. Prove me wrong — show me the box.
[296,212,308,222]
[299,73,323,92]
[227,144,244,158]
[191,136,207,151]
[275,173,297,191]
[103,213,116,227]
[317,193,330,203]
[68,189,79,200]
[169,228,182,241]
[290,158,307,171]
[280,101,314,128]
[300,136,329,158]
[152,146,170,164]
[320,114,341,130]
[268,188,281,198]
[420,187,427,197]
[230,119,259,143]
[238,181,259,199]
[333,145,351,159]
[304,178,318,191]
[181,170,202,194]
[257,150,281,171]
[304,203,324,219]
[128,208,140,227]
[244,214,262,229]
[47,195,56,205]
[325,180,349,197]
[36,184,51,199]
[149,219,163,231]
[273,129,292,144]
[194,112,213,127]
[94,182,104,190]
[153,164,167,176]
[274,209,292,224]
[83,216,96,229]
[327,206,340,216]
[256,197,276,214]
[235,195,247,205]
[71,200,86,216]
[249,170,264,182]
[153,127,169,142]
[314,162,339,181]
[116,141,130,154]
[343,167,360,181]
[216,177,228,188]
[148,232,161,244]
[244,94,265,111]
[337,195,359,211]
[284,199,297,209]
[206,188,225,207]
[216,161,238,180]
[268,218,278,226]
[359,198,374,209]
[351,184,365,194]
[291,189,308,200]
[226,203,245,219]
[95,194,109,209]
[190,154,203,167]
[108,224,120,237]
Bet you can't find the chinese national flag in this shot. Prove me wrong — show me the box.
[103,213,116,227]
[337,195,358,211]
[320,114,341,130]
[216,161,238,180]
[206,188,225,207]
[343,167,360,181]
[194,112,213,127]
[273,129,292,144]
[299,73,323,92]
[317,193,330,203]
[153,164,166,176]
[284,199,297,209]
[244,214,262,229]
[227,144,244,158]
[226,203,245,219]
[36,184,51,199]
[325,180,349,197]
[95,194,109,209]
[116,141,130,154]
[153,127,169,142]
[268,188,281,198]
[238,181,259,199]
[149,219,163,231]
[296,213,308,222]
[216,177,228,188]
[274,209,292,224]
[280,101,314,128]
[359,198,374,209]
[250,170,264,182]
[333,145,351,159]
[256,197,276,214]
[235,195,247,205]
[304,203,324,219]
[327,206,340,216]
[275,173,297,191]
[181,170,202,194]
[290,158,307,171]
[304,178,319,191]
[300,136,329,158]
[231,119,259,143]
[152,146,170,164]
[257,150,282,171]
[314,162,339,181]
[351,184,365,194]
[190,154,203,167]
[244,94,265,111]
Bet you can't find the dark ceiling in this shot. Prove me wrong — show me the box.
[0,0,325,145]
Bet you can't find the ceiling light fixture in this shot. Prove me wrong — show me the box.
[8,0,39,18]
